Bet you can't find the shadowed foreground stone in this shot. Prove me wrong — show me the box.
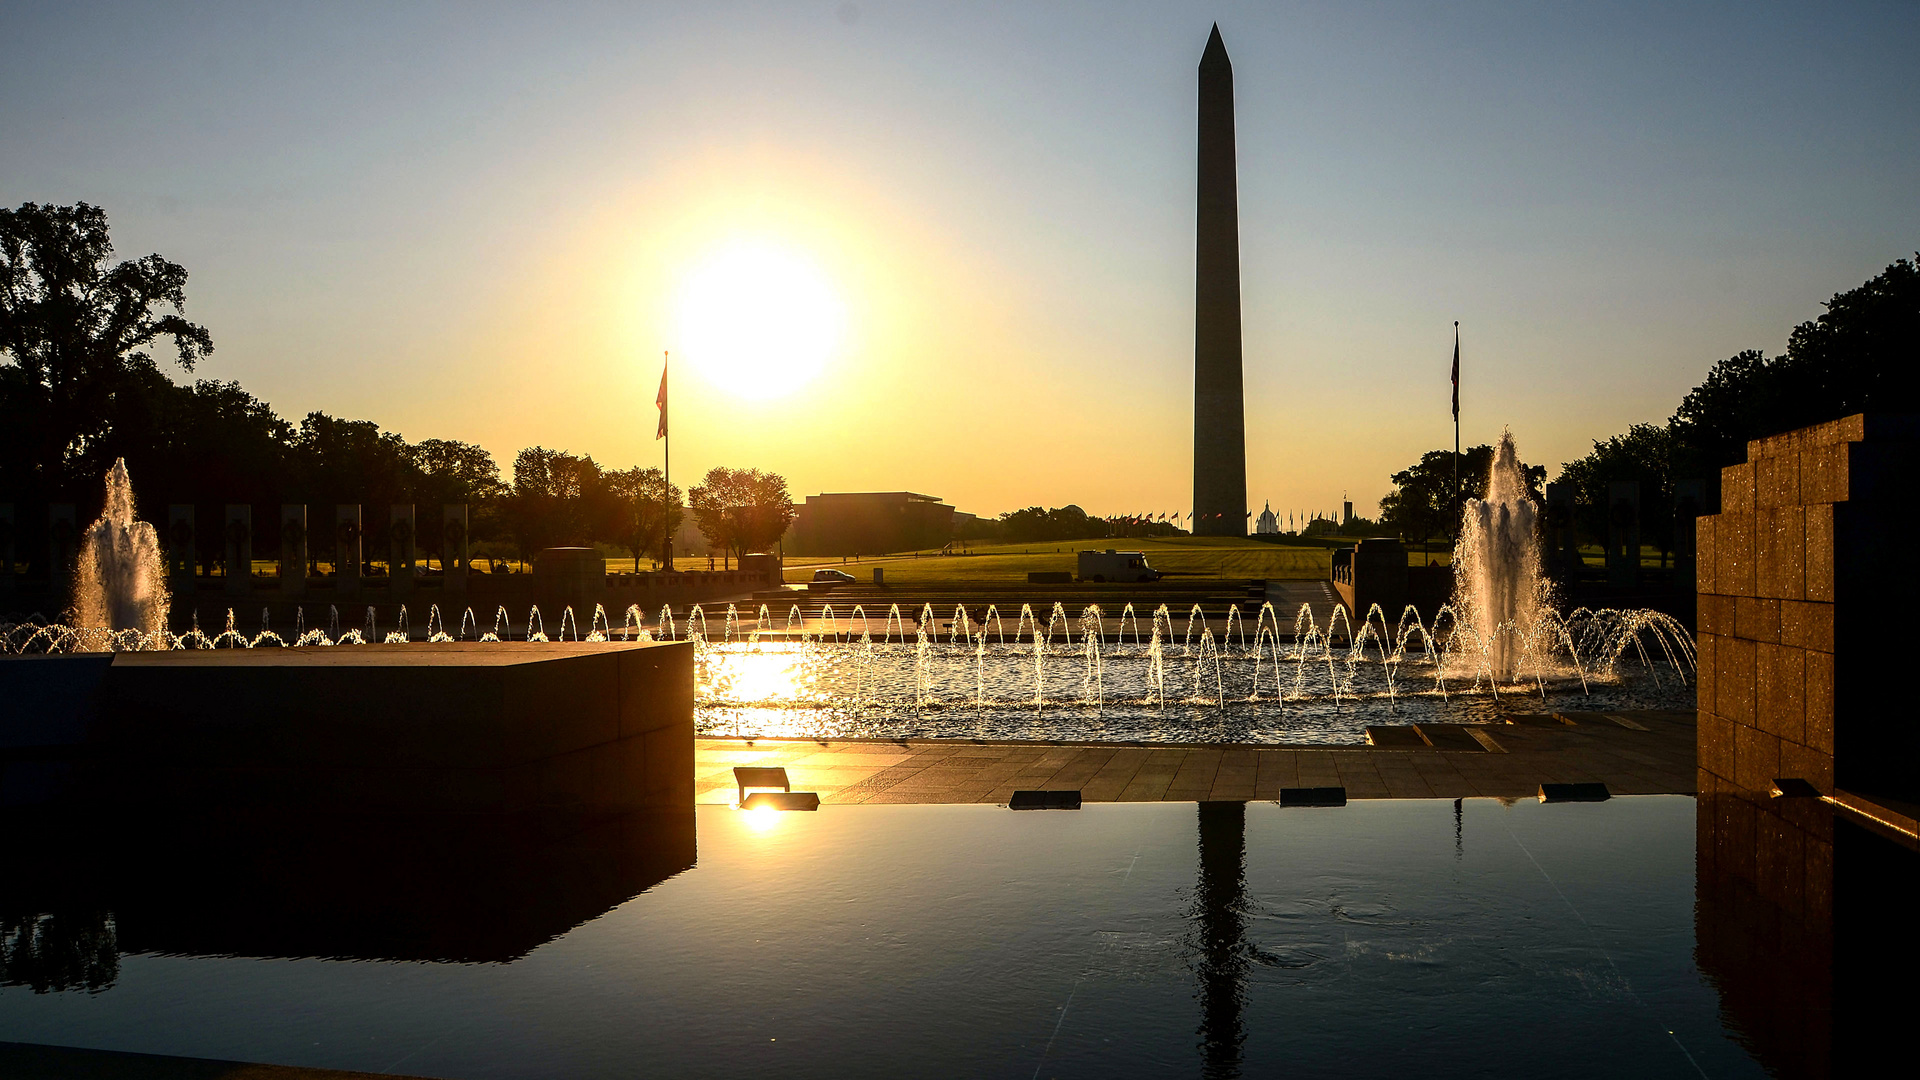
[2,642,694,816]
[0,1042,442,1080]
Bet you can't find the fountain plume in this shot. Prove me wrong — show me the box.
[1452,429,1549,682]
[73,459,170,639]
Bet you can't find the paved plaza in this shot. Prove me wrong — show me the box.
[696,709,1699,804]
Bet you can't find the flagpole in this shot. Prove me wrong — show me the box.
[1451,321,1460,544]
[661,351,672,571]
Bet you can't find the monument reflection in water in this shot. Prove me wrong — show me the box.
[10,797,1898,1078]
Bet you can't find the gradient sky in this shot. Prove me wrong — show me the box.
[5,1,1917,521]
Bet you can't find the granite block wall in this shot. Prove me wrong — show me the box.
[1696,414,1919,799]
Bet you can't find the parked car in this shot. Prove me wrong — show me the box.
[812,568,856,586]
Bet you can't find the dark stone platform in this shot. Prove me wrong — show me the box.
[1,642,694,816]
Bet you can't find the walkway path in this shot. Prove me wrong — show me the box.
[696,709,1698,804]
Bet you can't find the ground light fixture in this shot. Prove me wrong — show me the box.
[733,766,820,811]
[741,791,821,811]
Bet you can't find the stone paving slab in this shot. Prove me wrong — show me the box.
[696,709,1699,804]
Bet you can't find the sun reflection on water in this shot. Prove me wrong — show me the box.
[741,804,786,833]
[701,643,818,704]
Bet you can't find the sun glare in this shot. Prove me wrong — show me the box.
[675,240,846,400]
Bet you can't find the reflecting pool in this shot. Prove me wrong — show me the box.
[2,796,1906,1077]
[693,639,1696,744]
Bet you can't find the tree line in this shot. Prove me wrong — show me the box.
[0,201,794,571]
[1378,255,1919,561]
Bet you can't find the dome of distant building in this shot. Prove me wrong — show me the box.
[1255,501,1278,535]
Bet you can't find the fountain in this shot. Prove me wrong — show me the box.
[1451,430,1547,683]
[4,445,1696,749]
[72,459,170,641]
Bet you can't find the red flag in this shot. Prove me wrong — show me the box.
[655,355,669,440]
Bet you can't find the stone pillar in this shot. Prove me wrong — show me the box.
[389,504,415,597]
[0,503,14,591]
[442,504,469,590]
[280,504,307,599]
[224,505,252,595]
[1606,480,1640,589]
[533,547,605,623]
[1544,482,1577,575]
[335,505,362,599]
[167,505,196,584]
[48,504,77,582]
[1672,478,1704,593]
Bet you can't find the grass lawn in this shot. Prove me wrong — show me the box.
[781,537,1365,585]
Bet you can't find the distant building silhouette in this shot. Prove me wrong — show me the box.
[1192,24,1248,537]
[1255,501,1278,534]
[785,491,960,556]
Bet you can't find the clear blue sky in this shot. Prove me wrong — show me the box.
[4,1,1916,518]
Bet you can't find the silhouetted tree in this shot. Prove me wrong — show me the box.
[1379,445,1544,547]
[998,504,1109,542]
[0,201,214,496]
[503,447,605,559]
[604,466,682,570]
[1552,255,1919,540]
[1556,423,1677,564]
[689,467,795,569]
[290,413,420,506]
[412,439,503,504]
[1670,256,1920,470]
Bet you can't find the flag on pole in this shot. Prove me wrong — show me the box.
[1451,322,1460,422]
[655,357,669,440]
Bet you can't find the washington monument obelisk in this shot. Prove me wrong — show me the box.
[1192,23,1247,537]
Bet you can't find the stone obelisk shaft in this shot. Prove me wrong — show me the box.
[1192,24,1246,537]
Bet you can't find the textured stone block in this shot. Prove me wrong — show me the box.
[1803,504,1834,603]
[1755,453,1800,509]
[1797,440,1843,503]
[1779,740,1832,792]
[1718,512,1754,598]
[1695,631,1715,709]
[1715,636,1756,724]
[1753,508,1777,598]
[1779,600,1834,653]
[1698,710,1733,780]
[1804,651,1833,755]
[1734,596,1780,644]
[1721,462,1755,514]
[1762,506,1805,600]
[1755,643,1806,745]
[1696,516,1717,595]
[1734,724,1781,793]
[1697,597,1723,636]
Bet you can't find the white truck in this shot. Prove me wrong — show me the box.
[1077,549,1160,583]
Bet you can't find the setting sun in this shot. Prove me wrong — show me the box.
[675,239,846,400]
